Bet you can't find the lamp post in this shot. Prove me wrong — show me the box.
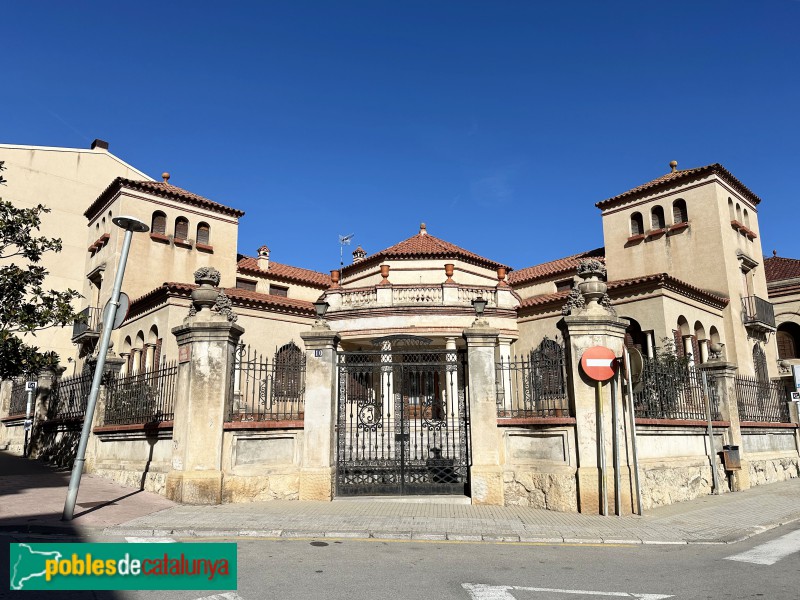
[62,216,148,521]
[471,296,488,325]
[313,298,330,329]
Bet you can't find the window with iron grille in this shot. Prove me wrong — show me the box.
[630,212,644,236]
[151,211,166,235]
[197,222,210,245]
[269,284,289,297]
[672,199,688,224]
[236,279,257,292]
[174,217,189,240]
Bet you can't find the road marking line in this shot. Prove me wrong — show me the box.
[462,583,673,599]
[124,536,176,543]
[724,529,800,565]
[193,594,244,600]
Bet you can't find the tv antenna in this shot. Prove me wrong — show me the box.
[339,233,354,268]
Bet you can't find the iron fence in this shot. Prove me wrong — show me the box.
[496,338,569,418]
[735,375,790,423]
[49,371,94,420]
[633,358,720,421]
[229,343,306,422]
[8,379,27,416]
[104,361,177,425]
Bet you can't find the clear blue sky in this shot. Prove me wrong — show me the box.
[3,1,799,273]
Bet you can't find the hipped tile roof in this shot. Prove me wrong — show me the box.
[595,163,762,209]
[342,226,509,273]
[237,256,330,288]
[85,178,245,221]
[765,255,800,283]
[508,248,605,286]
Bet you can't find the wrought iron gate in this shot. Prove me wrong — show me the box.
[336,346,470,496]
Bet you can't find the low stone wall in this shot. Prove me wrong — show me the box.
[88,426,174,496]
[742,427,800,486]
[221,427,304,502]
[501,425,578,512]
[0,418,26,454]
[31,420,83,468]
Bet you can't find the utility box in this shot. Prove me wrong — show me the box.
[721,445,741,471]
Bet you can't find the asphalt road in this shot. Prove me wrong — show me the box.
[4,522,800,599]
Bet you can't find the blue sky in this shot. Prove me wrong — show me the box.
[3,1,799,273]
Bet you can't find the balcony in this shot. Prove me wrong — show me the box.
[72,306,103,342]
[742,296,776,333]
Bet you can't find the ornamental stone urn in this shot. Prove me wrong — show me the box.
[576,260,607,309]
[191,267,221,312]
[444,263,455,283]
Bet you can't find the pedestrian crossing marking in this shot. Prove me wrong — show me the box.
[724,528,800,566]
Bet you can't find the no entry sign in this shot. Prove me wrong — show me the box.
[581,346,618,381]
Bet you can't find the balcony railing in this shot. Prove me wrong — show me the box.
[72,306,103,341]
[742,296,776,332]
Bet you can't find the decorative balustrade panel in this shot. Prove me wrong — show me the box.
[633,358,720,421]
[104,361,177,425]
[496,338,569,418]
[735,375,790,423]
[392,286,444,305]
[341,288,378,308]
[457,287,496,306]
[49,371,94,420]
[229,343,306,422]
[8,379,27,416]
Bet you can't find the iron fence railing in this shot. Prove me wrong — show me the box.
[496,338,569,418]
[735,375,790,423]
[229,343,306,421]
[72,306,103,339]
[104,361,177,425]
[633,359,720,421]
[49,371,94,420]
[8,379,28,416]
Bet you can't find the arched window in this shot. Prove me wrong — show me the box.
[743,209,750,228]
[197,222,210,245]
[530,337,567,403]
[151,211,167,235]
[736,203,742,223]
[174,217,189,240]
[753,344,768,383]
[777,323,800,360]
[728,198,735,220]
[273,342,305,404]
[651,206,665,230]
[672,199,688,224]
[630,212,644,236]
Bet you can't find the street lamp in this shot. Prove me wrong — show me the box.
[62,215,148,521]
[313,299,329,319]
[472,296,487,320]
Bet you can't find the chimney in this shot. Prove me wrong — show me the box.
[257,245,270,270]
[352,246,367,264]
[91,139,109,151]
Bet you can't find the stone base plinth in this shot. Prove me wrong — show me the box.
[470,466,504,505]
[576,466,634,515]
[732,459,751,491]
[298,467,334,501]
[166,471,223,504]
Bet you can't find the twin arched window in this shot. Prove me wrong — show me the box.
[150,212,211,244]
[151,211,167,235]
[651,206,665,230]
[630,200,688,237]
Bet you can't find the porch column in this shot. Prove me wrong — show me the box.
[683,336,695,368]
[131,348,143,374]
[144,343,157,371]
[698,339,709,364]
[166,308,244,504]
[463,323,503,505]
[299,325,341,501]
[645,331,655,358]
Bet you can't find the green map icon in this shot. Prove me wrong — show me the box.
[10,544,63,590]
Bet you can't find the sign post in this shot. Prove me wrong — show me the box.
[580,346,618,516]
[23,381,36,457]
[622,348,643,515]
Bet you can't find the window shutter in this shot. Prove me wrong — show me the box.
[175,218,189,240]
[152,213,166,235]
[197,224,210,245]
[236,279,257,292]
[269,285,289,297]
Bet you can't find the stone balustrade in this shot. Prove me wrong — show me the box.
[331,284,505,311]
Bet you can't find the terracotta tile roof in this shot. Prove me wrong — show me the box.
[237,256,330,288]
[342,225,509,273]
[765,255,800,283]
[508,248,605,286]
[518,273,728,311]
[85,177,245,221]
[125,282,315,321]
[595,163,762,209]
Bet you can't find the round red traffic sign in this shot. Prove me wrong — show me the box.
[581,346,618,381]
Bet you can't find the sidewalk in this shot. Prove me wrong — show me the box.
[3,451,799,544]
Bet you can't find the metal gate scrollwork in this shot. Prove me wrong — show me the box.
[336,346,470,496]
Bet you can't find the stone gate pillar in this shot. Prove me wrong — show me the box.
[558,259,631,514]
[166,268,244,504]
[463,322,503,505]
[299,324,340,501]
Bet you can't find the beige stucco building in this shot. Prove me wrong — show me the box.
[2,144,798,512]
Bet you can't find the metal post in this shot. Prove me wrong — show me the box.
[597,380,608,516]
[23,385,34,457]
[702,370,720,495]
[624,348,643,515]
[63,217,147,520]
[611,371,621,516]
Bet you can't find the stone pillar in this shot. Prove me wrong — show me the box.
[119,353,130,376]
[299,325,341,501]
[699,339,709,364]
[144,343,157,371]
[166,310,244,504]
[463,323,503,505]
[131,348,143,374]
[559,311,630,514]
[27,368,61,458]
[645,331,655,358]
[683,336,695,368]
[698,361,750,491]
